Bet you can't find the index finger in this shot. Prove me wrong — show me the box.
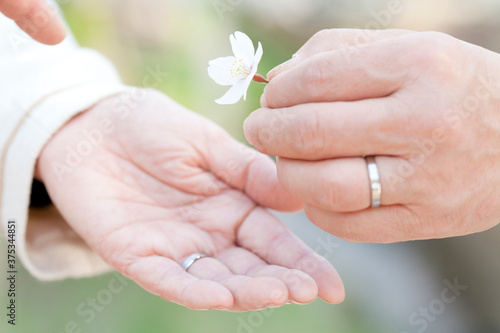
[262,35,414,109]
[267,29,413,81]
[0,0,66,45]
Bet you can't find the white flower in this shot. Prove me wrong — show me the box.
[208,31,264,105]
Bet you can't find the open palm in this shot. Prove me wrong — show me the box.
[37,90,344,311]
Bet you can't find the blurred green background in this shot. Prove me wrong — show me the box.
[3,0,500,332]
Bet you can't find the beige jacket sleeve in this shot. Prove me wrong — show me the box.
[0,3,132,280]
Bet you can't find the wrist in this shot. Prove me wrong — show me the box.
[34,108,91,185]
[34,91,126,186]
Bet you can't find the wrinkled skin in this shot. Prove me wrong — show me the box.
[244,29,500,243]
[37,89,344,311]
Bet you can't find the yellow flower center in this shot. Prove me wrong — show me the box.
[230,59,250,79]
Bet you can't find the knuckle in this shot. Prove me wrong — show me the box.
[321,175,348,211]
[317,176,341,209]
[402,205,454,240]
[303,29,355,56]
[406,32,455,71]
[302,56,333,101]
[309,29,335,44]
[287,111,323,155]
[410,107,447,138]
[386,206,420,239]
[319,172,358,212]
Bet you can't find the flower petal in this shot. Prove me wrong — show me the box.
[208,56,238,69]
[230,31,255,66]
[208,56,240,86]
[243,42,264,100]
[210,32,263,104]
[215,79,252,105]
[250,41,264,77]
[242,74,254,101]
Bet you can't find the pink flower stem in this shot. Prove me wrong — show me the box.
[252,73,269,84]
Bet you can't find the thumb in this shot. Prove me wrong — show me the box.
[207,134,303,212]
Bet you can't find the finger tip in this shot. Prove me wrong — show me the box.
[266,63,287,81]
[243,116,255,146]
[274,168,305,212]
[319,275,345,304]
[216,294,236,309]
[322,291,346,305]
[288,274,319,304]
[32,23,67,45]
[50,29,67,45]
[266,67,280,81]
[260,92,268,108]
[40,34,66,45]
[299,254,345,304]
[269,284,290,305]
[278,192,304,212]
[267,53,300,81]
[213,283,235,307]
[250,156,304,212]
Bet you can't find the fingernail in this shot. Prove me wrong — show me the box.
[267,53,299,80]
[263,303,283,309]
[267,63,284,76]
[267,64,285,80]
[210,306,229,310]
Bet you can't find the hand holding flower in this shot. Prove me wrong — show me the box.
[245,29,500,243]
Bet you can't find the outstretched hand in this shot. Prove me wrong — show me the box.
[36,90,344,311]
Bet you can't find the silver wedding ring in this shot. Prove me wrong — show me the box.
[365,156,381,208]
[181,253,207,271]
